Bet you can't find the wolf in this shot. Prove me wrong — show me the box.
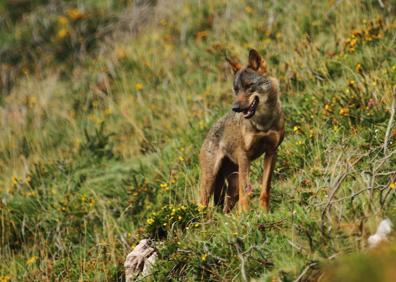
[199,49,284,212]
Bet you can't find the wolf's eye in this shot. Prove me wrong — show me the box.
[246,84,255,91]
[244,81,253,88]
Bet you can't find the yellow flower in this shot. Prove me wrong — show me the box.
[143,60,151,68]
[348,80,356,87]
[135,83,144,91]
[0,275,11,282]
[67,8,85,20]
[160,183,168,190]
[197,204,206,212]
[296,140,304,146]
[244,6,253,14]
[339,107,350,116]
[351,29,362,37]
[89,114,102,125]
[293,126,300,133]
[146,218,154,225]
[201,253,208,262]
[26,191,37,197]
[195,30,209,41]
[57,28,69,39]
[12,176,18,185]
[104,107,112,116]
[74,138,81,147]
[324,104,331,111]
[115,48,126,60]
[178,156,185,162]
[58,16,68,26]
[349,38,357,48]
[389,182,396,189]
[355,63,362,73]
[27,256,38,265]
[27,95,37,107]
[178,216,183,220]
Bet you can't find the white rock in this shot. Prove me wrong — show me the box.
[124,239,157,281]
[376,218,393,237]
[142,252,158,278]
[368,218,393,248]
[368,233,384,248]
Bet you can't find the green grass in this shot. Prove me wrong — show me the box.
[1,0,396,281]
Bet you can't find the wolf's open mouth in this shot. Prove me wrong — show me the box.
[243,97,259,119]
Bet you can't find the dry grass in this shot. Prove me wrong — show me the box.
[0,0,395,281]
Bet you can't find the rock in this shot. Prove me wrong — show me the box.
[124,239,157,281]
[142,252,158,277]
[368,218,393,248]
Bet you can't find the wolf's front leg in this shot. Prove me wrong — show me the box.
[237,153,250,212]
[260,152,277,212]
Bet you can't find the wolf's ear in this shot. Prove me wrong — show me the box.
[226,57,242,74]
[248,49,268,74]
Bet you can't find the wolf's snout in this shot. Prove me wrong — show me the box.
[232,102,243,112]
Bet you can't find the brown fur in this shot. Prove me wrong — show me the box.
[199,49,284,213]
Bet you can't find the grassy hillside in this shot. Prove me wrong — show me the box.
[1,0,395,281]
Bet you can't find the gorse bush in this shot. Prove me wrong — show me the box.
[80,122,115,159]
[0,0,395,281]
[144,204,206,239]
[0,1,127,95]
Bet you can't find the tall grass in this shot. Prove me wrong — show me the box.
[0,0,395,280]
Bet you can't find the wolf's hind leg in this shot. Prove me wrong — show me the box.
[199,174,215,207]
[199,151,223,207]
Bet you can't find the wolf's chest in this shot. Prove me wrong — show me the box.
[243,130,279,160]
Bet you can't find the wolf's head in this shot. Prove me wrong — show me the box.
[227,49,275,119]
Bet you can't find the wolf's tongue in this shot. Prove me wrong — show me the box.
[244,104,253,114]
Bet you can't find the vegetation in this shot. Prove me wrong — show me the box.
[1,0,395,281]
